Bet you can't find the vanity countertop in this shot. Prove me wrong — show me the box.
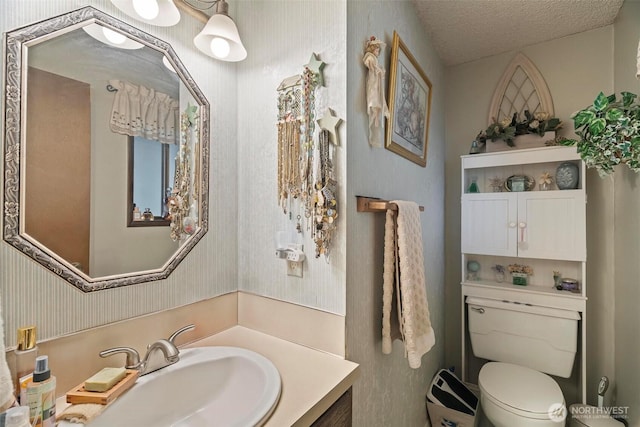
[185,325,360,426]
[56,325,358,426]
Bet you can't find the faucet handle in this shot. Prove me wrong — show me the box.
[168,324,196,345]
[99,347,141,369]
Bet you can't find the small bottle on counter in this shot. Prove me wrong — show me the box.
[26,355,56,427]
[14,326,37,404]
[133,204,141,221]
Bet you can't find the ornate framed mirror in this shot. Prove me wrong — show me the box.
[2,6,210,291]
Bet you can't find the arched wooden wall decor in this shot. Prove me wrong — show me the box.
[488,52,554,124]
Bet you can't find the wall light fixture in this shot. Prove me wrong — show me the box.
[109,0,246,62]
[192,0,246,62]
[82,23,144,49]
[110,0,181,26]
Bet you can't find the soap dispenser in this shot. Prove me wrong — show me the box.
[26,355,56,427]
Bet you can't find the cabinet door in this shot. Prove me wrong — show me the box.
[517,190,586,261]
[461,193,517,256]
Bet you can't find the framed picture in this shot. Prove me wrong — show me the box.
[385,31,432,167]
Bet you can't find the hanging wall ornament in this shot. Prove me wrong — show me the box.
[363,36,389,148]
[305,52,326,87]
[169,105,197,242]
[312,129,339,259]
[275,54,325,239]
[317,108,343,146]
[301,65,319,222]
[276,75,304,212]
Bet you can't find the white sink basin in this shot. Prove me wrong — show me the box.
[87,346,281,427]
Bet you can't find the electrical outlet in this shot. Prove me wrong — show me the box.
[287,260,303,277]
[286,249,305,262]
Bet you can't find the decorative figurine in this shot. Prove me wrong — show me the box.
[538,172,554,191]
[363,36,389,148]
[489,177,503,192]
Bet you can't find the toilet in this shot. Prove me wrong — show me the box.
[467,297,581,427]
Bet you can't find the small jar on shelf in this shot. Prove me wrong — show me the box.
[489,177,503,193]
[538,172,554,191]
[492,264,505,283]
[508,263,533,286]
[468,177,480,193]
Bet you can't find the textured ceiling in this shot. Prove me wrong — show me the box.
[412,0,624,66]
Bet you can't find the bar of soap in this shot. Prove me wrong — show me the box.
[84,367,127,392]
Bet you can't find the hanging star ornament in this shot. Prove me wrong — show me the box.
[305,52,326,87]
[317,108,343,146]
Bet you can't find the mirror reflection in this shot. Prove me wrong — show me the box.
[3,7,209,290]
[129,135,178,225]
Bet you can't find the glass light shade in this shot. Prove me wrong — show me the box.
[82,24,144,50]
[162,56,177,73]
[210,37,230,58]
[102,27,127,45]
[132,0,159,20]
[110,0,180,26]
[193,14,247,62]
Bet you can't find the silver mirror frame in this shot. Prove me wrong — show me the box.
[2,6,210,292]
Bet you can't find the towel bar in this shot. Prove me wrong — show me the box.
[356,196,424,213]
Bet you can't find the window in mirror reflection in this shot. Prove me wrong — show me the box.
[128,136,178,227]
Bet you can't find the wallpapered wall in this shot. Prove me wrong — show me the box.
[236,1,347,315]
[1,0,238,346]
[346,2,446,425]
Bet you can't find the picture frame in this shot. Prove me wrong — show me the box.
[385,31,432,167]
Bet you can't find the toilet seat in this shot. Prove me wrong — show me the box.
[479,362,564,420]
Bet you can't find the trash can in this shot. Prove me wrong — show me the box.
[426,369,478,427]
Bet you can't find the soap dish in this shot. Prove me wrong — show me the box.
[66,369,138,405]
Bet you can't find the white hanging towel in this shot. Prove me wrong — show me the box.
[382,200,435,369]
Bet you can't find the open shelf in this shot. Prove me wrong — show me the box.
[461,146,580,169]
[461,279,584,299]
[462,280,586,312]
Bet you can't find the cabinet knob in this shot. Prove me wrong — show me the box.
[509,222,517,228]
[518,222,526,229]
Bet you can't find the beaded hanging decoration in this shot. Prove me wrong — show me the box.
[169,106,197,241]
[276,75,304,211]
[276,54,341,259]
[276,67,318,219]
[313,130,338,258]
[301,66,318,222]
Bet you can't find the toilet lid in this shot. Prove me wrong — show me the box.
[479,362,564,415]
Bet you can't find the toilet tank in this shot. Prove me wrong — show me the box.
[467,296,580,378]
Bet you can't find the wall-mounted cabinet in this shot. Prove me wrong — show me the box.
[460,145,587,403]
[462,190,585,261]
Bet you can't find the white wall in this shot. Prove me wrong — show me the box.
[346,2,446,425]
[444,26,616,407]
[613,1,640,423]
[1,0,238,345]
[236,0,347,315]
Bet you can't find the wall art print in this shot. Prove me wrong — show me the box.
[385,31,432,167]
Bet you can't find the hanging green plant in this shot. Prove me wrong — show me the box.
[560,91,640,177]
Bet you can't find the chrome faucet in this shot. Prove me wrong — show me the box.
[99,324,195,376]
